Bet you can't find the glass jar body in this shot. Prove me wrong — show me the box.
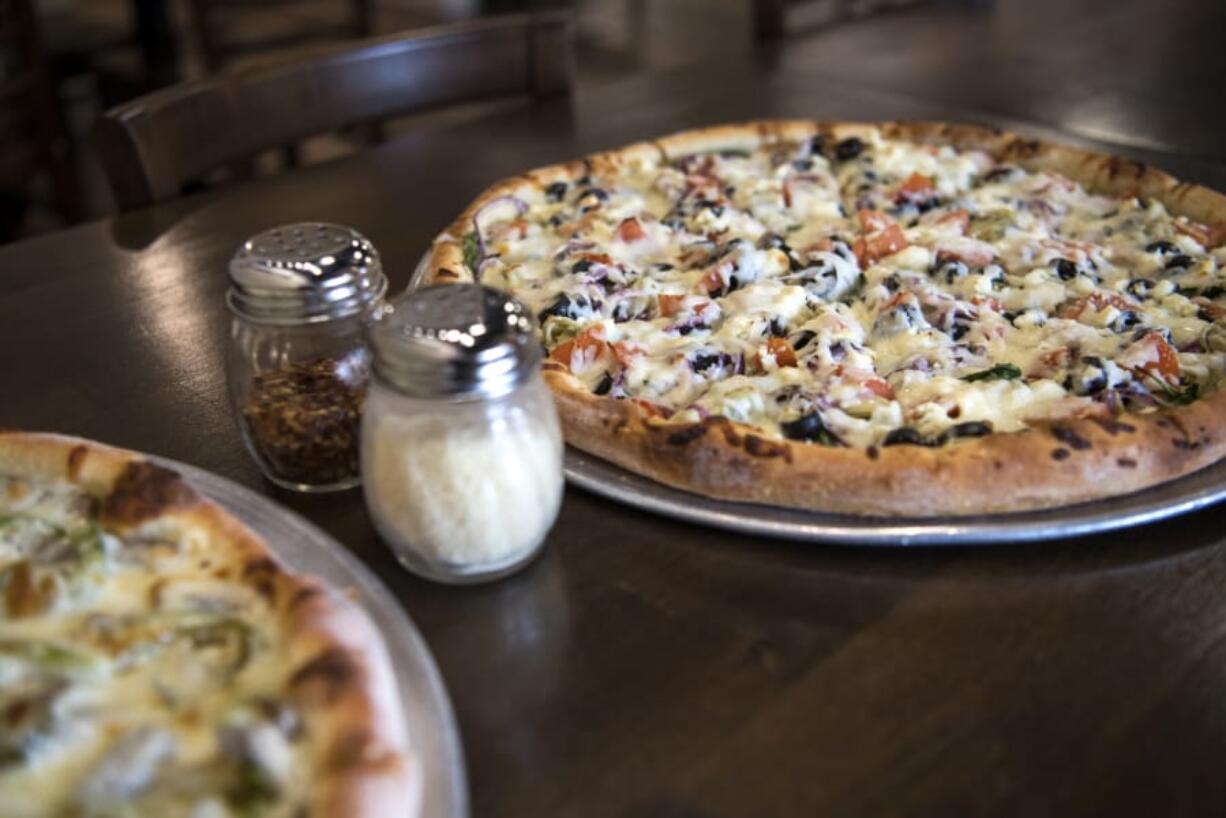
[226,313,373,492]
[361,374,564,584]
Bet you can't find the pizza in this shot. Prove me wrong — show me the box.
[423,121,1226,516]
[0,433,417,817]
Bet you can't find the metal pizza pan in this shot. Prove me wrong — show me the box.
[161,459,469,818]
[564,448,1226,546]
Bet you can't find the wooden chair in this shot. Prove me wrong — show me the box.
[93,12,574,211]
[186,0,375,74]
[0,0,83,234]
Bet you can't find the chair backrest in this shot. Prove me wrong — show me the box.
[94,12,574,211]
[187,0,375,73]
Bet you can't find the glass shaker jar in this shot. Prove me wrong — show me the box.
[361,284,564,584]
[225,223,388,492]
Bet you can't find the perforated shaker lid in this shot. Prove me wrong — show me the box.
[366,284,541,399]
[226,223,387,324]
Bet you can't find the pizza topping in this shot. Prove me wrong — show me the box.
[476,126,1225,447]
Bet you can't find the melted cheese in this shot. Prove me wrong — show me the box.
[474,126,1225,447]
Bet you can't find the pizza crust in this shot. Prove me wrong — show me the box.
[0,432,420,815]
[423,121,1226,516]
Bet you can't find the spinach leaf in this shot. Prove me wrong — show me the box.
[960,363,1022,382]
[461,231,481,274]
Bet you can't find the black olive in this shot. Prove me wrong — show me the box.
[612,300,635,323]
[937,260,969,284]
[571,260,594,275]
[581,188,609,203]
[724,185,736,196]
[1081,355,1104,367]
[864,170,878,181]
[882,274,900,292]
[791,330,817,350]
[1197,308,1215,321]
[1110,311,1141,333]
[726,274,742,294]
[1165,253,1194,270]
[1144,240,1176,255]
[1072,366,1107,396]
[788,252,805,272]
[808,135,827,157]
[548,214,564,228]
[792,158,814,172]
[982,166,1015,183]
[538,293,584,322]
[915,199,939,214]
[593,373,613,395]
[882,427,946,447]
[759,233,791,253]
[654,262,675,271]
[575,175,592,186]
[781,412,839,444]
[835,137,864,161]
[662,218,685,232]
[1202,285,1225,299]
[545,181,568,202]
[1003,310,1020,323]
[949,421,993,438]
[691,352,727,372]
[676,325,695,336]
[950,323,970,341]
[770,318,788,337]
[1054,258,1078,280]
[1125,278,1155,299]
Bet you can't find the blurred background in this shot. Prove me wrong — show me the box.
[2,0,933,243]
[5,0,1216,244]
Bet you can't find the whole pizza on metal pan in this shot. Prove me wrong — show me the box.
[423,121,1226,516]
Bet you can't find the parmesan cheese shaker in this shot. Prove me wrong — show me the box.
[361,284,564,584]
[226,224,387,492]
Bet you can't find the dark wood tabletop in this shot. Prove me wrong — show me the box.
[5,3,1226,815]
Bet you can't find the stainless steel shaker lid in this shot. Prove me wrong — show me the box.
[367,284,541,399]
[226,223,387,324]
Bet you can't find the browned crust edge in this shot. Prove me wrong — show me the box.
[0,431,419,814]
[422,120,1226,516]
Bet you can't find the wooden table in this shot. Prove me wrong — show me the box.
[5,5,1226,815]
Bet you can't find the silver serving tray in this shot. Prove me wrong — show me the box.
[163,460,469,818]
[565,448,1226,545]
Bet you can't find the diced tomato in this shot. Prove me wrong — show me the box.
[611,341,644,368]
[658,294,686,317]
[616,217,646,243]
[549,327,607,371]
[898,172,935,197]
[633,399,672,419]
[506,219,529,239]
[765,337,797,367]
[1040,348,1070,369]
[1058,292,1137,320]
[935,236,997,266]
[853,224,909,267]
[1175,219,1226,249]
[1141,333,1181,380]
[937,209,970,234]
[857,209,894,233]
[577,252,614,266]
[864,378,895,400]
[971,295,1003,313]
[1197,299,1226,320]
[696,267,726,295]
